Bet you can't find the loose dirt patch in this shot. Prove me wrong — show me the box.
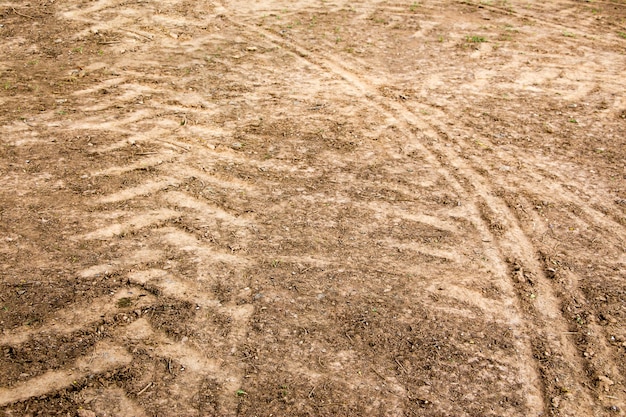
[1,0,625,416]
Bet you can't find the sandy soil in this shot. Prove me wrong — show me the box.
[1,0,625,416]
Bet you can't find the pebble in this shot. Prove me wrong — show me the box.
[598,375,614,392]
[231,142,243,150]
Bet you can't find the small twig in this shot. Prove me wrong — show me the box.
[562,331,578,334]
[308,386,316,398]
[154,138,190,152]
[395,358,408,374]
[137,381,153,395]
[345,332,353,343]
[122,29,153,40]
[98,41,122,45]
[371,367,386,381]
[12,8,35,19]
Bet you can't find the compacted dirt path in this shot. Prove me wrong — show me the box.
[1,1,625,416]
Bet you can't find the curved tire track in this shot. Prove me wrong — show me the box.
[213,1,625,414]
[3,0,624,415]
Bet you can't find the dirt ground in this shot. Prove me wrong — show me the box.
[0,0,625,416]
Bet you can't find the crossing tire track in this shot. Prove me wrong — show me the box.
[213,2,626,414]
[2,0,625,415]
[216,3,553,416]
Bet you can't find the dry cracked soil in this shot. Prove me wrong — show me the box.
[1,0,626,416]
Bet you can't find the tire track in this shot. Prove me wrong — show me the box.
[406,104,626,244]
[0,289,156,346]
[212,2,623,414]
[369,0,626,44]
[462,0,626,41]
[4,0,622,415]
[510,193,626,399]
[30,2,332,406]
[71,168,256,412]
[381,9,626,406]
[1,0,260,413]
[367,29,625,416]
[215,3,554,415]
[309,1,626,105]
[319,4,626,411]
[0,343,132,407]
[205,9,541,407]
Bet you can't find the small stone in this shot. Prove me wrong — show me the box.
[598,375,614,392]
[551,396,561,408]
[231,142,243,150]
[246,46,258,51]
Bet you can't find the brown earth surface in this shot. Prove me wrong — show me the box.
[1,0,626,416]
